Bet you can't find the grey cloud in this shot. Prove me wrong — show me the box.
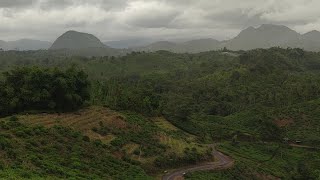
[0,0,320,42]
[39,0,74,10]
[205,10,272,29]
[0,0,35,8]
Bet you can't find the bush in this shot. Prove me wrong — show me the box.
[9,116,18,122]
[0,137,11,150]
[110,138,127,147]
[83,136,90,142]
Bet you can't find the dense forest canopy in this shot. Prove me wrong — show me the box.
[0,66,90,116]
[1,48,320,144]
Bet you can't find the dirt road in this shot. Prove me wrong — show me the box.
[162,145,234,180]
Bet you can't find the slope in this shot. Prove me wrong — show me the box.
[18,106,212,174]
[0,116,151,179]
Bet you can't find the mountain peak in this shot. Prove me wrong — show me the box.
[50,30,106,50]
[226,24,301,50]
[304,30,320,35]
[242,26,256,32]
[302,30,320,42]
[258,24,293,31]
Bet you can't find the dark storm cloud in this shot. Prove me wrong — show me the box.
[0,0,319,41]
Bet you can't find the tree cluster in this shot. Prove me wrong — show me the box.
[0,66,90,116]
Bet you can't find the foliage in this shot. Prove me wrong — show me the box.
[0,66,90,116]
[0,117,151,179]
[1,48,320,178]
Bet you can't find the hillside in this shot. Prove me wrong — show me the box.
[18,106,212,175]
[50,31,107,50]
[0,115,151,179]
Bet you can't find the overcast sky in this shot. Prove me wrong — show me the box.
[0,0,320,42]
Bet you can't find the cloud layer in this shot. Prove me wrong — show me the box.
[0,0,320,41]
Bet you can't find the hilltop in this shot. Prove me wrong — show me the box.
[50,30,107,50]
[48,30,125,56]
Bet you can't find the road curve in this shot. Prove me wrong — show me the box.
[162,144,234,180]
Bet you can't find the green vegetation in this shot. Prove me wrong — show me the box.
[17,106,210,175]
[185,163,257,180]
[0,66,90,117]
[1,47,320,178]
[186,142,320,179]
[0,116,151,179]
[218,142,320,178]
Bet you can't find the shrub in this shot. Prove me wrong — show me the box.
[83,136,90,142]
[9,116,18,122]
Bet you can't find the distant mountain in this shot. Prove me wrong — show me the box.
[297,30,320,51]
[223,24,301,50]
[136,41,178,52]
[134,24,320,53]
[105,39,155,49]
[302,30,320,42]
[0,39,52,50]
[49,30,127,56]
[180,39,221,53]
[50,30,106,50]
[135,39,221,53]
[2,24,320,53]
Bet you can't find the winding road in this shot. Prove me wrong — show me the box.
[162,145,234,180]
